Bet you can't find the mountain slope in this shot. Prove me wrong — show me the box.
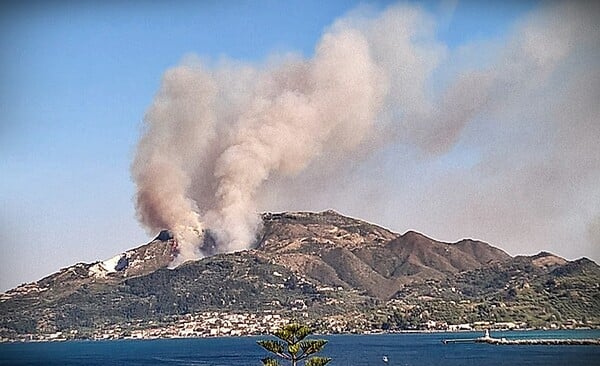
[1,210,598,340]
[257,211,510,298]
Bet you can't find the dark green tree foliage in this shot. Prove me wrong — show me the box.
[257,323,331,366]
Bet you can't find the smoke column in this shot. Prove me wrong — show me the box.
[132,12,389,260]
[132,1,600,263]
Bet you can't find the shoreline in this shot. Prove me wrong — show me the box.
[2,327,599,344]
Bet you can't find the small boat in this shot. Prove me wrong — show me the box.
[382,355,389,363]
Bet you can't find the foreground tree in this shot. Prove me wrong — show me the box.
[257,323,332,366]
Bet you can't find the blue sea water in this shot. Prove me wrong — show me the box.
[1,330,599,366]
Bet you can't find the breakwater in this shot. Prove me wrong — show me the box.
[443,330,600,345]
[476,337,600,345]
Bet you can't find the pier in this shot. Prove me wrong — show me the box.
[442,330,600,346]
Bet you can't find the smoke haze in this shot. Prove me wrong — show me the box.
[132,1,600,263]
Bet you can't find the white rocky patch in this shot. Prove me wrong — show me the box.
[88,254,127,277]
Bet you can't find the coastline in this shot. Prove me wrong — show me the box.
[2,327,599,344]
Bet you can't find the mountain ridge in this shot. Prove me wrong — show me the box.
[255,211,510,298]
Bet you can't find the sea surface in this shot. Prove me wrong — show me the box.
[1,330,599,365]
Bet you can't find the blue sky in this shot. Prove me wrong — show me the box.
[0,0,552,290]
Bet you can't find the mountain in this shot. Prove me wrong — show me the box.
[257,211,509,298]
[1,211,598,340]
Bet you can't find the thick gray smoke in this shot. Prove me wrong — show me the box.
[133,14,388,260]
[133,1,600,264]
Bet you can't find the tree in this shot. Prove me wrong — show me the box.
[257,323,331,366]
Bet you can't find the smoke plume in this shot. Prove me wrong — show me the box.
[133,1,600,263]
[133,12,389,259]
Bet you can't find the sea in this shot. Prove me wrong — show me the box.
[1,330,599,366]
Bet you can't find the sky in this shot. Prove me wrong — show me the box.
[1,0,598,291]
